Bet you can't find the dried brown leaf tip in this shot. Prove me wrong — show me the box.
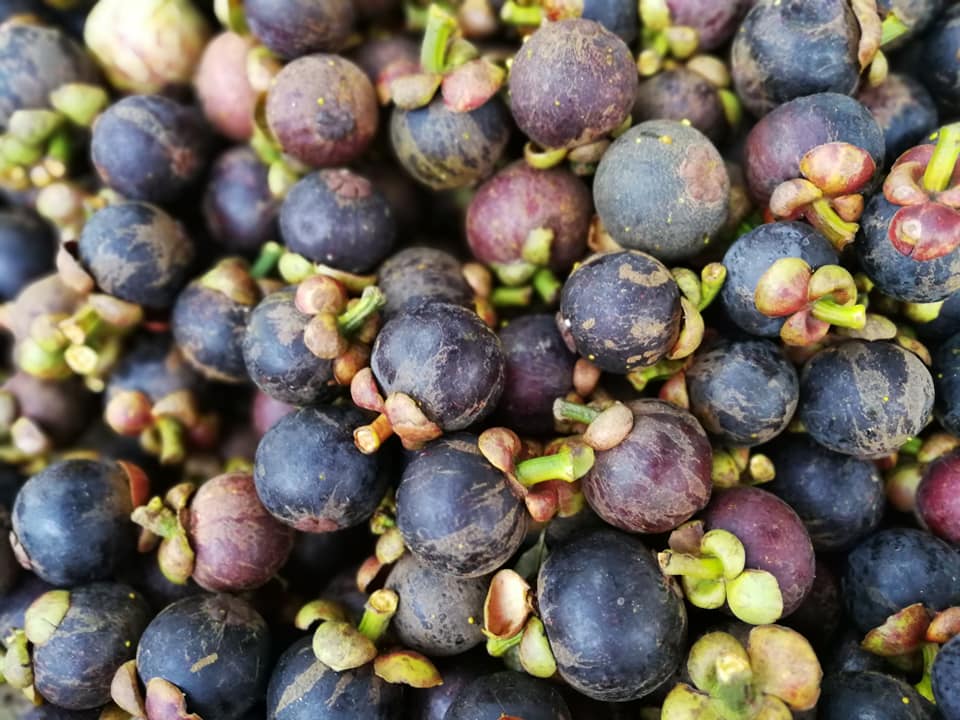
[770,142,876,251]
[884,124,960,261]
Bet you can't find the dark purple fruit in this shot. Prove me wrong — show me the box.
[136,593,271,720]
[559,250,681,374]
[744,92,885,204]
[720,221,838,337]
[766,435,884,552]
[856,192,960,303]
[934,331,960,435]
[11,458,140,586]
[371,303,505,431]
[91,94,211,205]
[245,0,354,59]
[266,54,378,169]
[279,169,395,274]
[242,287,337,406]
[396,433,527,576]
[858,73,939,162]
[390,96,511,191]
[703,486,816,616]
[919,4,960,113]
[584,399,711,534]
[495,314,576,436]
[507,18,637,150]
[466,160,591,274]
[203,146,280,255]
[933,634,960,719]
[384,553,487,656]
[686,338,798,447]
[107,333,204,408]
[538,528,687,701]
[377,246,472,318]
[31,582,152,710]
[254,405,384,532]
[78,201,196,309]
[843,527,960,633]
[0,209,56,301]
[266,636,401,720]
[594,120,729,262]
[732,0,861,117]
[798,340,934,458]
[0,21,99,128]
[819,671,929,720]
[667,0,749,50]
[444,671,572,720]
[187,472,294,592]
[2,372,93,446]
[405,654,495,720]
[633,68,729,145]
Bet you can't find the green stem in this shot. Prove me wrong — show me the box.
[880,11,909,46]
[709,654,755,720]
[357,589,398,643]
[250,241,284,279]
[155,416,186,466]
[899,436,923,456]
[491,286,533,307]
[524,142,568,170]
[626,358,685,391]
[922,123,960,194]
[420,4,459,74]
[532,268,562,305]
[337,286,386,336]
[810,299,866,329]
[487,630,523,657]
[658,551,725,580]
[554,399,600,425]
[500,0,542,25]
[808,198,859,251]
[915,642,938,702]
[699,263,727,311]
[515,447,577,486]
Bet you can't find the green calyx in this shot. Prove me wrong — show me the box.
[513,442,594,487]
[500,0,543,26]
[338,286,387,336]
[24,590,70,646]
[660,526,784,625]
[673,263,727,312]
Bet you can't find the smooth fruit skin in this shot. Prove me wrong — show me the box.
[819,671,929,720]
[0,209,56,302]
[266,637,401,720]
[33,583,152,710]
[384,553,487,656]
[916,450,960,545]
[766,436,884,552]
[537,528,687,702]
[933,634,960,719]
[444,671,573,720]
[371,303,505,430]
[107,333,203,404]
[254,406,384,533]
[634,68,728,145]
[376,247,472,318]
[720,221,838,337]
[919,4,960,113]
[584,399,711,534]
[495,314,576,436]
[245,0,355,59]
[594,120,730,262]
[704,486,816,616]
[194,31,257,141]
[507,18,637,150]
[934,331,960,435]
[558,250,681,374]
[686,339,798,447]
[798,340,934,458]
[203,147,280,255]
[11,459,136,586]
[843,528,960,633]
[858,73,939,162]
[137,594,271,720]
[396,434,527,577]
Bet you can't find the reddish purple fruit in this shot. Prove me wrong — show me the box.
[703,486,816,616]
[917,449,960,545]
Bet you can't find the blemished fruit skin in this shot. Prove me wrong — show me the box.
[933,634,960,719]
[266,637,401,720]
[377,247,473,318]
[537,528,687,701]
